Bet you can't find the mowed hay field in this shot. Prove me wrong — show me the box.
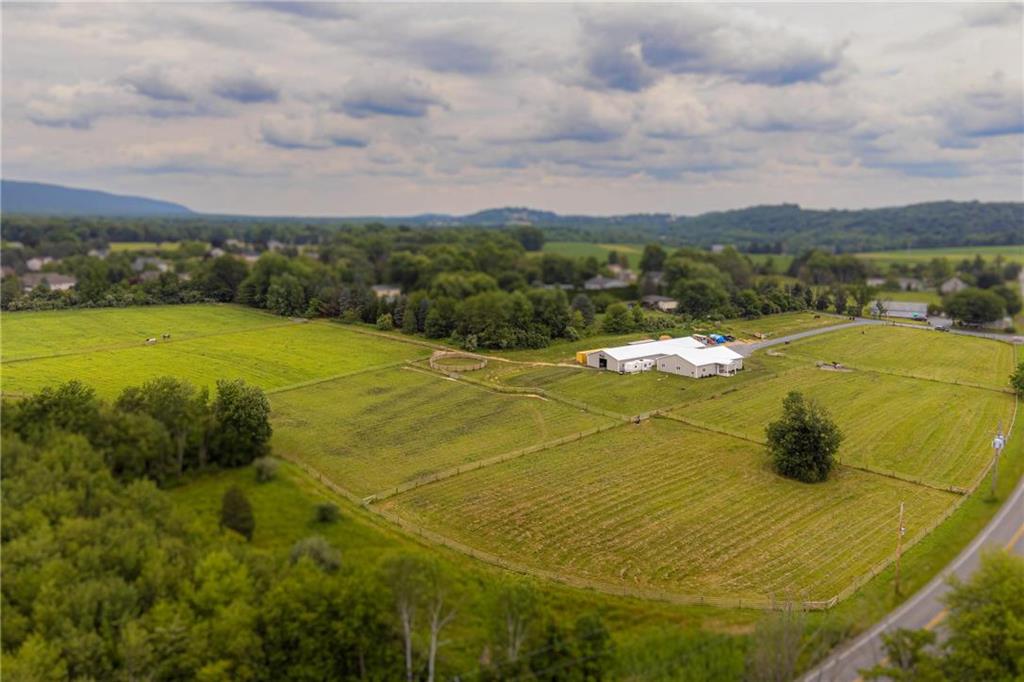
[716,312,847,340]
[672,367,1015,489]
[781,325,1016,390]
[1,310,430,397]
[271,366,613,496]
[541,241,646,260]
[380,419,957,601]
[1,304,288,361]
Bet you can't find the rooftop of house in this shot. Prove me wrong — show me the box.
[600,336,705,361]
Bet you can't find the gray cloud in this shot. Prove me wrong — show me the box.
[335,77,443,118]
[260,113,369,150]
[119,67,192,102]
[212,73,280,103]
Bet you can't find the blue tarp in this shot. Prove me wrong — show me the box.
[709,334,727,343]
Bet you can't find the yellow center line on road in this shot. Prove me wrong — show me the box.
[851,520,1024,682]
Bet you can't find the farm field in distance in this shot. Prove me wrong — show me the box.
[108,240,188,252]
[1,309,430,397]
[541,241,646,260]
[1,303,1015,607]
[853,244,1024,267]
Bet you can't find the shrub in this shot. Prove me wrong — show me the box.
[376,313,394,331]
[314,503,340,523]
[253,457,278,483]
[220,486,255,540]
[290,536,341,572]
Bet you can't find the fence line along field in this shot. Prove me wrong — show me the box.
[1,304,291,362]
[1,316,430,397]
[672,367,1015,490]
[378,419,957,601]
[271,366,613,496]
[779,325,1016,390]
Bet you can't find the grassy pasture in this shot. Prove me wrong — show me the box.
[1,320,429,397]
[714,312,846,340]
[381,419,956,601]
[673,367,1014,489]
[854,244,1024,267]
[782,325,1015,390]
[873,290,942,306]
[271,366,612,496]
[542,241,647,260]
[0,304,287,362]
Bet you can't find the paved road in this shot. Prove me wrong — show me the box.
[802,472,1024,681]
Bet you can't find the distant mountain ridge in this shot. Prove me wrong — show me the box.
[1,180,193,216]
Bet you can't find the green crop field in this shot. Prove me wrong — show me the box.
[1,317,430,397]
[781,325,1015,390]
[542,241,647,260]
[0,304,288,362]
[380,419,957,601]
[673,367,1014,489]
[855,244,1024,268]
[271,366,612,496]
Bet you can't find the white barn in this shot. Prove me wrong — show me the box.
[585,336,743,378]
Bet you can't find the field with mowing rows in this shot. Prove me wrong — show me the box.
[271,367,612,496]
[380,419,957,601]
[781,325,1016,390]
[673,367,1015,489]
[1,313,429,397]
[1,304,286,361]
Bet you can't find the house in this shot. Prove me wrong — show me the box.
[710,244,725,254]
[20,273,77,292]
[872,300,928,319]
[583,336,744,377]
[371,284,402,300]
[607,264,638,283]
[640,295,679,313]
[584,275,629,291]
[132,256,170,273]
[940,276,968,295]
[239,251,261,264]
[225,239,247,249]
[266,239,286,251]
[138,270,165,283]
[208,247,226,258]
[656,345,744,378]
[867,276,924,291]
[87,248,110,259]
[25,256,54,272]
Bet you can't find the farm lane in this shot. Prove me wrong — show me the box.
[802,471,1024,682]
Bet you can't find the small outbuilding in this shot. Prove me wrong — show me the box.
[371,284,402,300]
[640,295,679,312]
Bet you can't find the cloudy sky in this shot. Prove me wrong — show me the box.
[2,2,1022,216]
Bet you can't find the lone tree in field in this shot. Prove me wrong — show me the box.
[220,486,255,541]
[765,391,843,483]
[1011,361,1024,398]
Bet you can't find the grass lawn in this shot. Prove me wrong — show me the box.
[270,366,613,496]
[542,241,647,260]
[744,253,795,272]
[0,304,287,362]
[380,419,957,602]
[1,320,430,397]
[673,367,1014,489]
[855,244,1024,267]
[781,325,1016,390]
[874,290,942,306]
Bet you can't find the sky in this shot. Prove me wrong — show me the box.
[2,2,1022,217]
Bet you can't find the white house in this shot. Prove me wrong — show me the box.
[20,273,77,292]
[584,275,629,290]
[25,256,54,272]
[584,336,743,377]
[656,345,744,378]
[940,276,968,295]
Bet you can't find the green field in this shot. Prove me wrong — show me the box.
[873,290,942,306]
[673,367,1014,489]
[380,419,956,601]
[271,366,612,496]
[108,241,184,252]
[0,304,286,362]
[1,315,430,397]
[714,312,846,340]
[542,241,647,260]
[855,244,1024,267]
[780,325,1015,390]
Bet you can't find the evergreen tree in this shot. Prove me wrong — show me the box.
[220,486,255,541]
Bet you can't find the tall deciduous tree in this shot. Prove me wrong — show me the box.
[117,377,208,476]
[219,486,255,541]
[765,391,843,483]
[211,379,272,467]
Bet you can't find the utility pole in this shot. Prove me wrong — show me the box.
[894,501,906,598]
[991,420,1006,499]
